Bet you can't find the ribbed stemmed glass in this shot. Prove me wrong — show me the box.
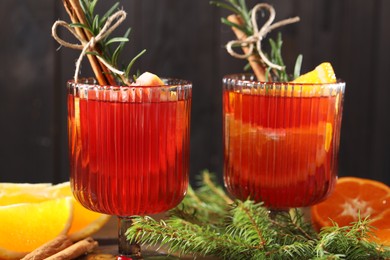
[223,74,345,209]
[67,78,192,257]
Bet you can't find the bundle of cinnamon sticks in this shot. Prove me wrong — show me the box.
[62,0,116,85]
[227,14,267,81]
[21,235,98,260]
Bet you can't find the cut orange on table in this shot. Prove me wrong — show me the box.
[311,177,390,245]
[46,182,111,241]
[0,183,51,196]
[0,197,73,259]
[0,192,49,206]
[0,182,110,259]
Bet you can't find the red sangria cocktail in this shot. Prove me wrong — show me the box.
[67,76,192,254]
[223,74,345,209]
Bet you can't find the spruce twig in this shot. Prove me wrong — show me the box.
[170,170,230,227]
[202,170,233,205]
[126,171,390,259]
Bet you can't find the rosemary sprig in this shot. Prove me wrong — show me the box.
[126,171,390,259]
[80,0,146,84]
[215,0,253,36]
[62,0,145,85]
[211,0,302,82]
[267,32,303,82]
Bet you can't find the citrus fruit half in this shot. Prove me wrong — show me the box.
[0,197,73,259]
[311,177,390,245]
[46,182,111,241]
[0,183,51,196]
[0,182,111,241]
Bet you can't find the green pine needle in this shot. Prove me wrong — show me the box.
[126,170,390,259]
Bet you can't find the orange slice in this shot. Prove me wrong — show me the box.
[293,62,337,84]
[0,192,49,206]
[0,198,73,259]
[311,177,390,245]
[225,114,331,185]
[0,182,111,241]
[0,183,51,195]
[47,182,111,241]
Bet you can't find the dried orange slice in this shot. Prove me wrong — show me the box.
[293,62,337,84]
[0,198,73,259]
[311,177,390,245]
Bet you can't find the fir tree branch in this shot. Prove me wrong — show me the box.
[126,172,390,259]
[201,170,233,205]
[170,171,230,227]
[230,201,271,250]
[271,209,317,241]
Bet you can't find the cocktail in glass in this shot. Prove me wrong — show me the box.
[223,74,345,209]
[67,78,192,256]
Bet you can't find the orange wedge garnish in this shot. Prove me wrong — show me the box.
[293,62,337,84]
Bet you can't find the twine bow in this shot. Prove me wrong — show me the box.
[52,10,127,82]
[226,3,300,71]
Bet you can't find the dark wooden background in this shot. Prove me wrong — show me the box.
[1,0,389,186]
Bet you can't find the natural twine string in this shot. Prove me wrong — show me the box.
[52,10,127,82]
[226,3,300,71]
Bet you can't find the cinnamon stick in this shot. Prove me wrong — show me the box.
[45,237,98,260]
[21,235,73,260]
[62,0,117,86]
[68,0,115,84]
[227,14,266,81]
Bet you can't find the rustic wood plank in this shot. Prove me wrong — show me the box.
[369,0,390,183]
[0,0,56,183]
[335,0,378,180]
[130,0,224,182]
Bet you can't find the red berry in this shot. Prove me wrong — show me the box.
[117,256,133,260]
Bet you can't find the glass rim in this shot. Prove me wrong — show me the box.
[67,77,192,90]
[223,73,345,87]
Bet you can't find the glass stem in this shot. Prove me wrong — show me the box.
[118,216,141,257]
